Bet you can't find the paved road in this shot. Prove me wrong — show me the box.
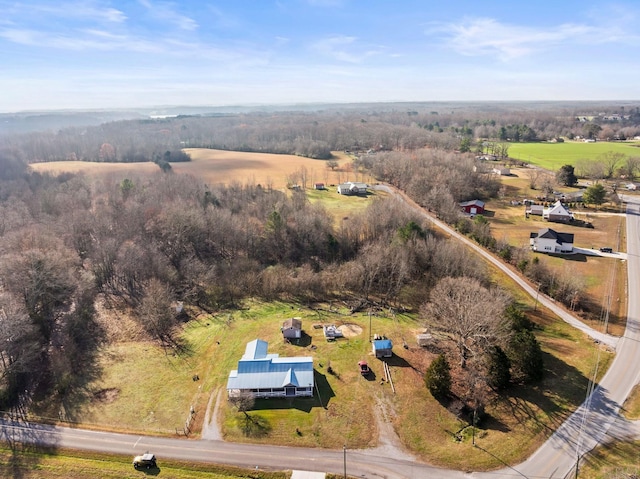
[372,184,619,349]
[2,188,639,479]
[498,201,640,479]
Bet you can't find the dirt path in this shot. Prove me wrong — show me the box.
[201,389,222,440]
[357,394,416,462]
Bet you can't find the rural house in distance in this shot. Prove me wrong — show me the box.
[337,181,368,195]
[530,228,574,254]
[226,339,314,399]
[543,200,574,223]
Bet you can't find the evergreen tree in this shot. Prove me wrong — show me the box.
[486,346,511,390]
[508,330,544,382]
[556,164,578,186]
[424,354,451,400]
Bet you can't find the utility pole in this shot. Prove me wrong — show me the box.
[343,444,347,479]
[534,283,541,311]
[472,408,476,446]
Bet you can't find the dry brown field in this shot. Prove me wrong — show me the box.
[29,149,372,190]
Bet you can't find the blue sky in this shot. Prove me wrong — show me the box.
[1,0,639,112]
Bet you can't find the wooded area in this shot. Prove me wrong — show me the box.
[0,101,639,423]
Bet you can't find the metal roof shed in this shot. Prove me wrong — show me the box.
[372,339,393,358]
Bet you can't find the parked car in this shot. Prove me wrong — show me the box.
[600,247,613,253]
[133,453,157,469]
[358,360,370,376]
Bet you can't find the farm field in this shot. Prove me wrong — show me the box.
[28,149,370,190]
[508,141,640,170]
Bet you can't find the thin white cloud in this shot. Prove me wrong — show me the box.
[312,35,384,63]
[432,17,612,61]
[0,2,127,23]
[0,27,160,52]
[138,0,198,31]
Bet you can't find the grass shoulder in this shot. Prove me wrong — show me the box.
[0,447,288,479]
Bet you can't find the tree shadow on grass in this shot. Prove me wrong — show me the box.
[236,412,272,438]
[0,422,60,479]
[498,351,591,435]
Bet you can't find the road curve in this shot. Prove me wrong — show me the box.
[372,184,619,348]
[2,187,639,479]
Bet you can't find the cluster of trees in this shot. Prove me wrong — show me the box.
[0,149,499,411]
[422,278,543,417]
[4,103,640,167]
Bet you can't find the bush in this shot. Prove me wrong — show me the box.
[424,354,451,400]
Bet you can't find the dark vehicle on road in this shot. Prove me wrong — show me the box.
[600,247,613,253]
[133,453,157,469]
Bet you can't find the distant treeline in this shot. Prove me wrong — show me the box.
[3,103,640,165]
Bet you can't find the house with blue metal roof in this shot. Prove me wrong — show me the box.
[226,339,314,399]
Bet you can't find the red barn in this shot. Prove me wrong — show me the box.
[460,200,485,215]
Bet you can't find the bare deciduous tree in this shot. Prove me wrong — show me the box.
[421,277,510,368]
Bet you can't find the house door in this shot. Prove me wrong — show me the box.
[470,207,477,214]
[285,387,296,397]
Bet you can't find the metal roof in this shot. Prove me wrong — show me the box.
[227,340,314,390]
[373,339,393,350]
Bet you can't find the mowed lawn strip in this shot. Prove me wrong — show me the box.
[508,141,640,170]
[0,447,288,479]
[577,440,640,479]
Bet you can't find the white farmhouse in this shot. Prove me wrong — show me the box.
[530,228,574,254]
[337,181,368,195]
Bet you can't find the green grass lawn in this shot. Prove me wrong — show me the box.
[508,141,640,170]
[306,187,386,225]
[577,440,640,479]
[0,447,288,479]
[622,384,640,420]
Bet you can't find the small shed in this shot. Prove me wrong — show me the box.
[372,339,393,358]
[282,317,302,339]
[460,200,485,215]
[314,183,325,190]
[416,333,433,347]
[492,167,511,176]
[527,204,544,216]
